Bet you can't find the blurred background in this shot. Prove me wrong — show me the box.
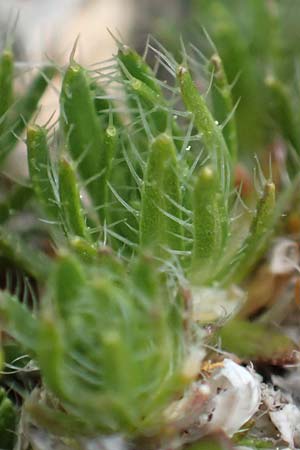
[0,0,136,63]
[0,0,192,64]
[2,0,300,166]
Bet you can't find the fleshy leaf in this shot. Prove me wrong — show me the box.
[140,133,183,255]
[219,318,297,363]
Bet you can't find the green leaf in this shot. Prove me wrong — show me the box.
[69,236,99,263]
[0,227,51,281]
[0,387,17,450]
[27,125,59,220]
[0,184,32,224]
[0,292,38,352]
[52,253,86,319]
[140,133,183,255]
[185,435,234,450]
[191,166,226,281]
[118,44,161,94]
[0,49,14,135]
[196,0,264,154]
[59,158,90,239]
[90,81,121,127]
[25,399,90,438]
[265,75,300,173]
[235,437,274,448]
[118,44,182,141]
[209,52,238,164]
[60,63,105,216]
[219,318,297,362]
[127,76,169,134]
[177,64,232,197]
[0,65,56,163]
[101,125,117,224]
[38,313,70,402]
[221,181,276,285]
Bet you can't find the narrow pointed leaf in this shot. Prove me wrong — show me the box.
[26,400,89,438]
[0,292,38,352]
[199,0,264,153]
[177,64,231,197]
[118,45,161,94]
[191,166,225,280]
[0,387,17,450]
[91,81,122,128]
[52,253,86,318]
[101,125,117,224]
[219,318,297,364]
[59,158,90,239]
[69,236,99,263]
[38,314,69,402]
[140,133,183,254]
[60,63,105,213]
[265,75,300,172]
[186,435,234,450]
[0,227,51,281]
[27,125,59,219]
[209,53,238,163]
[0,184,32,224]
[0,65,56,162]
[118,46,182,140]
[128,76,169,134]
[223,182,276,284]
[0,49,14,134]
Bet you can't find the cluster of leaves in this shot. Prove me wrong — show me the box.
[22,41,280,287]
[0,2,299,448]
[156,0,300,161]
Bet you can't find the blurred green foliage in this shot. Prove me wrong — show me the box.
[152,0,300,157]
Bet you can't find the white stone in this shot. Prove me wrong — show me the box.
[270,404,300,448]
[198,359,261,437]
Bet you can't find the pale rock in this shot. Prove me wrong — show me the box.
[270,404,300,449]
[197,359,261,437]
